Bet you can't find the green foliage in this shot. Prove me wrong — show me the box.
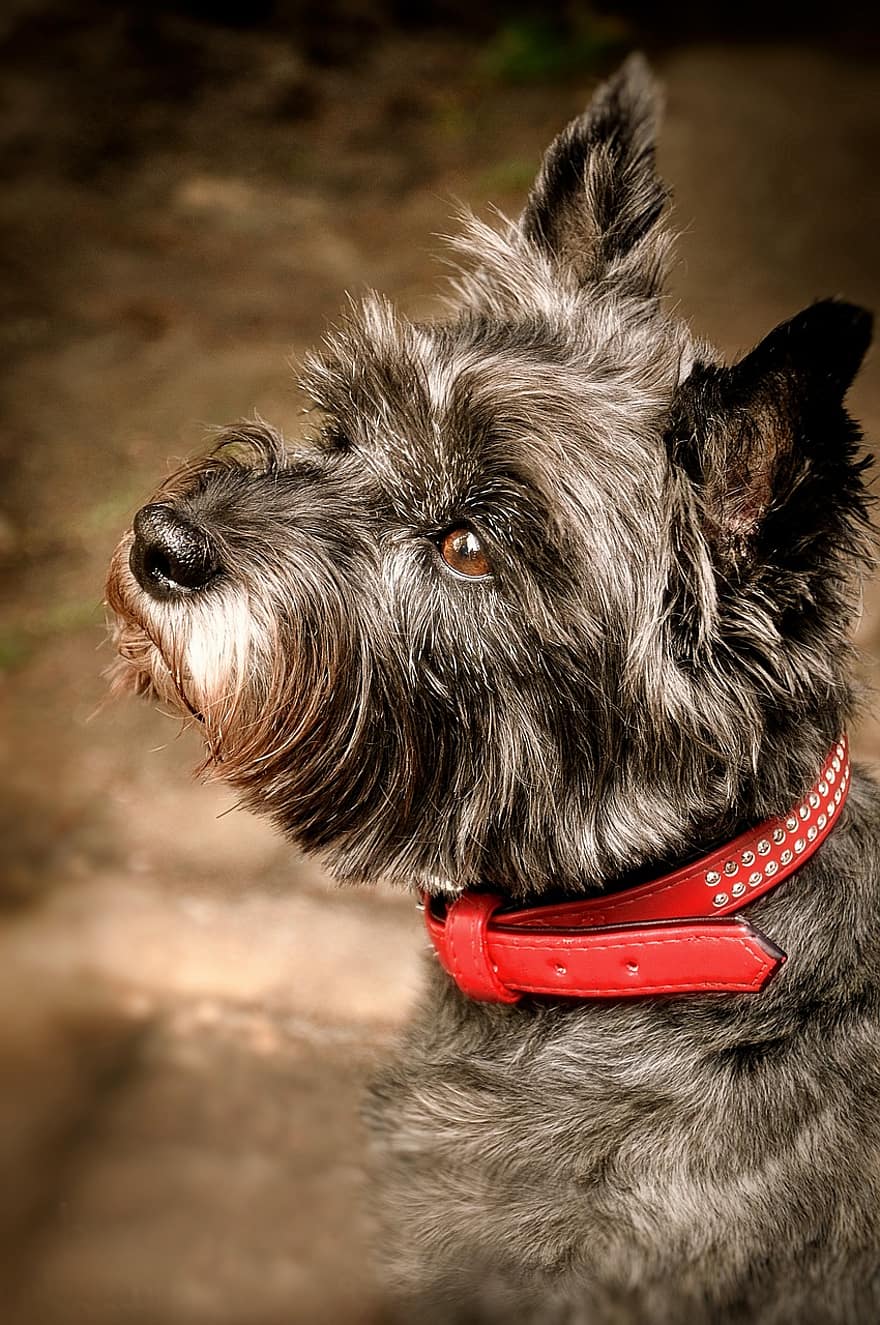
[0,630,31,673]
[480,7,631,86]
[77,487,145,537]
[0,600,102,674]
[479,157,542,196]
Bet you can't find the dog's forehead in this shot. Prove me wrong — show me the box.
[306,301,683,515]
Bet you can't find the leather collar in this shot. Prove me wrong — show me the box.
[423,737,850,1003]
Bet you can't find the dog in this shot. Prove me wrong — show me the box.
[106,53,880,1324]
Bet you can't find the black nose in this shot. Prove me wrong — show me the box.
[129,504,219,599]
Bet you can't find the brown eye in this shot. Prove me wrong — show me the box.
[439,525,493,579]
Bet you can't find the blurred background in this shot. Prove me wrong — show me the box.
[1,3,879,1322]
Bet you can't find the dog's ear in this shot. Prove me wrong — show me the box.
[668,300,873,571]
[519,53,667,296]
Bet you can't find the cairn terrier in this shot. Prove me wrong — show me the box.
[107,54,879,1324]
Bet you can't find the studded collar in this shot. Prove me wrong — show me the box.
[423,738,851,1003]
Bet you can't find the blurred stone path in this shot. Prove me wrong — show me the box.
[1,16,879,1323]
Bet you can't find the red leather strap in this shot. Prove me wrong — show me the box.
[423,739,849,1004]
[427,908,784,999]
[442,891,520,1003]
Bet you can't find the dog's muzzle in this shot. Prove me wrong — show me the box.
[129,504,220,600]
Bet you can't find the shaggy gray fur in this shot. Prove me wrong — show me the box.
[107,54,879,1323]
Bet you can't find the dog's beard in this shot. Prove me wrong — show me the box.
[104,535,361,812]
[105,534,270,762]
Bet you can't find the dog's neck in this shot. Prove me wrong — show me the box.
[423,737,850,1005]
[527,721,852,908]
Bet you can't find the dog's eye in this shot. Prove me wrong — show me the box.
[319,424,352,453]
[438,526,493,579]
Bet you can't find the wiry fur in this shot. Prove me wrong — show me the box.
[106,54,880,1323]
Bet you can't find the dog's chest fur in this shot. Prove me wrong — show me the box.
[369,778,880,1323]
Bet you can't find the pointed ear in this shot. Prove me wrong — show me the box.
[520,53,668,295]
[668,300,873,568]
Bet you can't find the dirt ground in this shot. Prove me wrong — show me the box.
[1,6,880,1323]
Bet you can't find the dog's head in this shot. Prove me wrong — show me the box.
[106,55,872,899]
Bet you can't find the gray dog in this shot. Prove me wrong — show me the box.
[107,54,880,1324]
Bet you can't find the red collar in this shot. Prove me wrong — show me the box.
[423,738,850,1003]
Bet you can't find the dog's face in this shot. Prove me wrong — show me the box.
[106,56,872,899]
